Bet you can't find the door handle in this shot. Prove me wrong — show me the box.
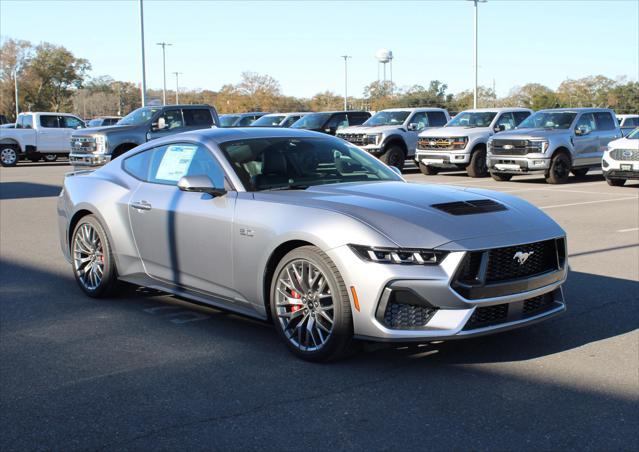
[131,201,152,211]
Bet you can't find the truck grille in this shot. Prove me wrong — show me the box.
[418,137,455,150]
[610,149,639,161]
[490,139,528,155]
[340,133,367,146]
[71,136,96,153]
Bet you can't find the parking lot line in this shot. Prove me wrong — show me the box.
[617,227,639,233]
[540,197,638,209]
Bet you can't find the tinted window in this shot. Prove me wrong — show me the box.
[183,109,213,127]
[327,113,348,130]
[63,116,85,129]
[22,115,33,129]
[105,118,119,125]
[427,111,448,127]
[594,112,616,131]
[513,111,531,125]
[237,115,257,126]
[40,115,60,128]
[495,113,515,131]
[408,112,429,131]
[281,115,301,127]
[575,113,596,132]
[124,143,225,187]
[347,112,370,126]
[291,113,332,129]
[626,117,639,127]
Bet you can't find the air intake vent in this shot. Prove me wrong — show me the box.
[432,199,507,215]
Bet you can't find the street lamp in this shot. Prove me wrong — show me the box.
[341,55,351,111]
[139,0,147,107]
[468,0,487,109]
[172,72,183,104]
[157,42,172,105]
[13,66,19,119]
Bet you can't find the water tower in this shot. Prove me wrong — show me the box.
[375,48,393,84]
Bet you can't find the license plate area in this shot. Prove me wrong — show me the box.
[620,164,633,171]
[495,163,522,171]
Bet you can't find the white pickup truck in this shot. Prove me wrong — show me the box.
[0,112,86,167]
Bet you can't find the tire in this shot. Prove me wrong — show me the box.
[0,145,19,167]
[380,146,405,172]
[270,245,354,362]
[545,153,571,184]
[71,215,122,298]
[606,177,626,187]
[572,168,589,178]
[418,161,439,175]
[466,147,488,178]
[490,172,513,182]
[43,154,58,162]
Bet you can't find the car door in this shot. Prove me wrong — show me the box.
[404,111,430,154]
[126,142,237,299]
[594,112,622,154]
[146,108,186,141]
[572,113,599,166]
[37,114,66,152]
[60,116,85,153]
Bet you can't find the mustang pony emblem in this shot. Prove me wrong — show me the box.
[513,251,534,265]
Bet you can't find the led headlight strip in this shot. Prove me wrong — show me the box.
[348,244,448,265]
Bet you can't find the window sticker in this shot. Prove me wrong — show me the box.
[155,145,197,182]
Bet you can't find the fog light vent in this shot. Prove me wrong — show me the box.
[383,301,437,329]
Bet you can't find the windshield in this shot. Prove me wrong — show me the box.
[447,112,496,128]
[219,115,240,127]
[626,128,639,139]
[88,119,102,127]
[518,112,577,130]
[290,113,331,129]
[220,136,403,191]
[117,107,160,126]
[363,110,410,127]
[250,115,286,127]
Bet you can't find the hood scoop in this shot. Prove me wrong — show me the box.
[432,199,507,216]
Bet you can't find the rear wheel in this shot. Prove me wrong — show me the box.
[418,162,439,175]
[380,146,405,172]
[71,215,122,298]
[43,154,58,162]
[546,153,571,184]
[466,147,488,178]
[270,246,354,362]
[572,168,589,178]
[606,177,626,187]
[490,172,513,182]
[0,145,19,167]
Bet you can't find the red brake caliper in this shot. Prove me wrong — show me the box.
[290,290,301,312]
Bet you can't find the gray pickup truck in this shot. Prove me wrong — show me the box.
[487,108,622,184]
[70,104,219,167]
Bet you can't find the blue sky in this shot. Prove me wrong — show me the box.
[1,0,637,98]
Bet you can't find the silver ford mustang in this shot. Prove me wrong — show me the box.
[58,128,568,361]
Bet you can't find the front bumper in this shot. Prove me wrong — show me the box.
[415,150,470,166]
[602,153,639,179]
[69,152,111,167]
[488,154,550,174]
[326,236,567,342]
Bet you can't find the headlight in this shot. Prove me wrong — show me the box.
[366,134,381,145]
[528,140,549,153]
[348,244,448,265]
[451,136,468,150]
[94,135,107,154]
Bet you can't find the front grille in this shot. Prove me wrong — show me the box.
[71,136,96,153]
[383,302,438,329]
[522,294,555,315]
[432,199,507,216]
[463,293,559,331]
[485,240,558,282]
[340,133,367,146]
[464,304,509,329]
[610,149,639,161]
[491,139,529,155]
[418,137,455,150]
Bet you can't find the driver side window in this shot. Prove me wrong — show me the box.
[495,113,515,131]
[327,114,348,130]
[575,114,596,133]
[408,112,429,131]
[158,109,184,130]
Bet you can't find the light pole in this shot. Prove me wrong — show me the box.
[13,67,19,119]
[172,71,183,104]
[341,55,351,111]
[139,0,147,106]
[157,42,172,105]
[468,0,487,109]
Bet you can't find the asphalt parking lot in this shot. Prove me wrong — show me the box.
[1,161,637,451]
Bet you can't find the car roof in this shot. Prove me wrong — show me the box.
[23,111,79,116]
[617,114,638,118]
[458,107,532,113]
[379,107,447,112]
[537,107,614,113]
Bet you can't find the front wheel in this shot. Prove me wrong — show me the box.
[418,162,439,175]
[606,178,626,187]
[270,246,354,362]
[0,145,19,167]
[466,148,488,178]
[490,172,513,182]
[545,153,571,184]
[71,215,122,298]
[380,146,405,172]
[43,154,58,162]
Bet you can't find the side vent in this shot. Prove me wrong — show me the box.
[432,199,507,215]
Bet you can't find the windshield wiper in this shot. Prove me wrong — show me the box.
[264,183,310,191]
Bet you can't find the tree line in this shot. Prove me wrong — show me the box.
[1,37,637,121]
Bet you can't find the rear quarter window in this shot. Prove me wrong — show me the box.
[513,111,531,125]
[594,112,616,131]
[40,115,60,128]
[427,111,448,127]
[183,109,213,127]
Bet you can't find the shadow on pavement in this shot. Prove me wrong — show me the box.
[0,182,62,200]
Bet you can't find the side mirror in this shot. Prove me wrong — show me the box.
[152,117,167,131]
[324,127,336,134]
[575,126,590,136]
[407,123,418,131]
[494,124,506,133]
[177,175,227,197]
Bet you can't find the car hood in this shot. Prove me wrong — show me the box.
[608,136,639,149]
[337,125,405,135]
[419,126,490,138]
[255,181,562,249]
[493,128,569,140]
[74,124,138,136]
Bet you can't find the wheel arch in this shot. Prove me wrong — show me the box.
[551,146,573,165]
[382,136,408,155]
[0,138,21,150]
[68,208,95,250]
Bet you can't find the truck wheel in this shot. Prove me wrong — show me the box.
[43,154,58,162]
[0,145,19,167]
[490,172,513,182]
[418,162,439,175]
[466,148,488,178]
[606,178,625,187]
[545,153,570,184]
[572,168,588,178]
[380,146,405,171]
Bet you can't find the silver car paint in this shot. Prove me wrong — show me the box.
[59,127,567,340]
